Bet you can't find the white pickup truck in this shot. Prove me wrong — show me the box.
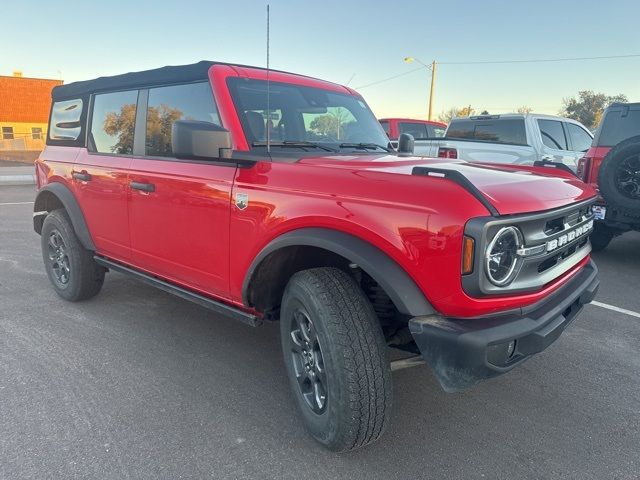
[412,113,593,172]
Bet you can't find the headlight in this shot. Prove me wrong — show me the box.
[485,226,522,286]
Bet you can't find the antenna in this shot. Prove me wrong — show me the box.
[266,4,271,153]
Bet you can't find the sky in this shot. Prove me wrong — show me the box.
[2,0,639,120]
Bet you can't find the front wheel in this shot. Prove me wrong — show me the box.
[280,268,392,452]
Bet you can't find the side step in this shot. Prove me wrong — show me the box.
[94,256,261,327]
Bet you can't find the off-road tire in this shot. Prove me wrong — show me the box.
[280,267,392,452]
[589,222,615,252]
[598,135,640,216]
[41,209,105,301]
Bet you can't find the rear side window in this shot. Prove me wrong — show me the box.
[538,119,568,150]
[145,82,220,157]
[431,126,446,137]
[446,118,527,145]
[597,106,640,147]
[380,120,390,136]
[566,123,592,152]
[90,90,138,154]
[49,99,83,141]
[399,122,428,139]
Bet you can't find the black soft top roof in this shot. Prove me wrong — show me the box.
[52,61,218,100]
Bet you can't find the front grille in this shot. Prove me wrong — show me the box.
[463,199,595,296]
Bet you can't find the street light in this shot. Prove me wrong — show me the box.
[404,57,437,121]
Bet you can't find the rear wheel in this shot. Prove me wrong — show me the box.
[280,267,392,452]
[598,136,640,216]
[41,210,105,301]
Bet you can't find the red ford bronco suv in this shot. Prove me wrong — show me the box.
[35,61,599,451]
[577,102,640,251]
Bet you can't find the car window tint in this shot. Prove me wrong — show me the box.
[538,119,568,150]
[399,122,429,139]
[566,123,592,152]
[598,106,640,146]
[446,118,527,145]
[90,90,138,154]
[146,82,220,157]
[380,121,390,136]
[431,126,446,138]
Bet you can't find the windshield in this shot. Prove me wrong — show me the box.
[227,78,390,152]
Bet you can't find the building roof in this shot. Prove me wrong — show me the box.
[0,75,63,123]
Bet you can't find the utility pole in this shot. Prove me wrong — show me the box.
[428,60,437,121]
[404,57,438,121]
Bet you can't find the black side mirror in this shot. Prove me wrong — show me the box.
[397,133,414,156]
[172,120,233,161]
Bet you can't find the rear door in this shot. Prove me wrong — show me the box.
[73,90,139,261]
[127,82,235,297]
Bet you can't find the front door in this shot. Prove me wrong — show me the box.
[127,82,234,297]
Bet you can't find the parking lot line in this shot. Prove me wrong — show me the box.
[591,301,640,319]
[0,201,34,206]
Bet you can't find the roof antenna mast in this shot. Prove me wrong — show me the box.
[266,3,271,154]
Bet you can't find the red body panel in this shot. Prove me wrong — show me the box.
[379,118,448,140]
[581,146,612,194]
[36,64,597,320]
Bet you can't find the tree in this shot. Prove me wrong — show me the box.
[103,103,183,155]
[516,105,533,114]
[437,106,476,124]
[309,107,355,140]
[560,91,627,129]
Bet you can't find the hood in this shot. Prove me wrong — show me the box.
[299,155,597,215]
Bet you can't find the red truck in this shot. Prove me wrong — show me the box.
[379,117,447,147]
[35,61,599,451]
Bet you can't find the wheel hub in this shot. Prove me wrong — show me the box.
[289,309,327,414]
[48,230,70,285]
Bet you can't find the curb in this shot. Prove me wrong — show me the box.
[0,174,36,186]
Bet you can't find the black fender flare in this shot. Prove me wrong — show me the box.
[34,183,96,251]
[242,227,435,317]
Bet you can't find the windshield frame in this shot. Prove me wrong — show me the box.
[226,77,391,156]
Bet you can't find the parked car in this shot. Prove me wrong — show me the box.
[577,102,640,251]
[34,61,599,452]
[412,113,593,173]
[379,117,446,148]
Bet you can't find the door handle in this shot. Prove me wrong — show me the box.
[130,181,155,193]
[72,171,92,182]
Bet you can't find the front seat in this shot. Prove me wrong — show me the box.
[245,111,265,142]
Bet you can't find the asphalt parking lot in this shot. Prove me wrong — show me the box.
[1,184,639,480]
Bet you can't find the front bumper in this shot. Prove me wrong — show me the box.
[409,260,599,392]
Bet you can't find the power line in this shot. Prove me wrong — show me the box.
[440,53,640,65]
[355,53,640,89]
[355,66,424,89]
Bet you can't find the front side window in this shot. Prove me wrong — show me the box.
[32,127,42,140]
[2,126,14,140]
[538,119,567,150]
[399,122,429,140]
[145,82,220,157]
[228,78,389,153]
[566,123,592,152]
[90,90,138,154]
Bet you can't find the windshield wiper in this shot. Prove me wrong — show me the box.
[338,143,391,152]
[252,141,337,152]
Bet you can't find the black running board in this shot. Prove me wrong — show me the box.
[94,256,261,327]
